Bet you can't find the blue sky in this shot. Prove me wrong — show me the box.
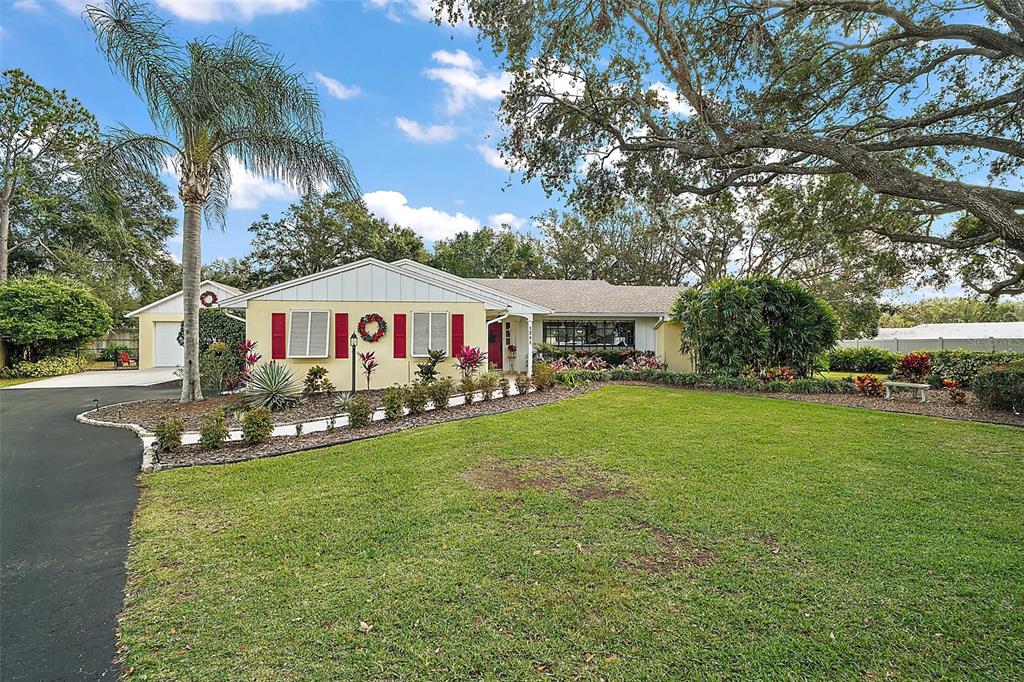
[0,0,555,262]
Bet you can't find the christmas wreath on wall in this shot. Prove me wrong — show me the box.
[200,290,218,307]
[357,313,388,342]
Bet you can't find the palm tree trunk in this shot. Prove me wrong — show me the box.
[180,200,203,403]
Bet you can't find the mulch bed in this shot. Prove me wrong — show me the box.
[154,386,595,469]
[89,389,386,431]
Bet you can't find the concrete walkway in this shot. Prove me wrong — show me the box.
[3,367,179,389]
[0,384,179,680]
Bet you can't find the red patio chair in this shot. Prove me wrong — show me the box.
[117,351,137,368]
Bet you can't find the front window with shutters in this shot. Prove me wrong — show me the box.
[411,311,448,357]
[288,310,330,358]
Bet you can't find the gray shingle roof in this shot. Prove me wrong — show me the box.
[470,278,682,315]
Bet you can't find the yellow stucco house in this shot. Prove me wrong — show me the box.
[125,280,243,368]
[216,258,690,392]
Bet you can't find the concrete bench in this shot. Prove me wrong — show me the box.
[884,381,930,403]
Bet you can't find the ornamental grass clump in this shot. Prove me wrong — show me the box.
[153,417,184,452]
[241,407,273,445]
[246,362,302,410]
[382,385,408,421]
[428,377,454,410]
[199,409,229,449]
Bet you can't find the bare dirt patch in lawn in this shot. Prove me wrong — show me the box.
[621,522,719,574]
[460,458,635,503]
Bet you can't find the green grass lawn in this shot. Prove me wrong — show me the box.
[0,377,42,388]
[123,386,1024,679]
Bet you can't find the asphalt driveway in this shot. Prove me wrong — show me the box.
[1,384,178,680]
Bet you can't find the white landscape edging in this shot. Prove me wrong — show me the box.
[77,382,534,473]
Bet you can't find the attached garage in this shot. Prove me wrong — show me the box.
[125,281,243,369]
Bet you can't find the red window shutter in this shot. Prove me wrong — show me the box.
[271,313,286,359]
[393,313,407,358]
[335,313,349,358]
[451,313,464,357]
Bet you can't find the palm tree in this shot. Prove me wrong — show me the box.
[84,0,358,402]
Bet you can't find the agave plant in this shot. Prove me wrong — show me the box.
[245,361,302,410]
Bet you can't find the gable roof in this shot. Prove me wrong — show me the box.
[470,278,683,316]
[217,258,549,314]
[391,259,552,315]
[124,280,243,318]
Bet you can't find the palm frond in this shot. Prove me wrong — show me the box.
[204,150,231,228]
[85,0,186,135]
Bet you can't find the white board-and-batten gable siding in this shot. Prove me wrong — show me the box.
[131,281,241,316]
[254,262,479,304]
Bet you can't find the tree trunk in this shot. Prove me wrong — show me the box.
[0,199,10,282]
[179,201,204,403]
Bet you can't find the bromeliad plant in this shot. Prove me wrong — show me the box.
[245,361,302,410]
[453,345,486,379]
[359,351,379,390]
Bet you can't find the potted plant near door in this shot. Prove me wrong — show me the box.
[507,344,517,359]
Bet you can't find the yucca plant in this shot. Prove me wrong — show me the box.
[245,361,301,410]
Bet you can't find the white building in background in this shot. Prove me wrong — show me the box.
[840,321,1024,353]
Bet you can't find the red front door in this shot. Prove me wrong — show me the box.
[488,321,503,370]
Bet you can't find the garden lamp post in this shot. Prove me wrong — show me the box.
[349,332,358,397]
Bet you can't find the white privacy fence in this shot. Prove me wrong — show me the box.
[837,337,1024,353]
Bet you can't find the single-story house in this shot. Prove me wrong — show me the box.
[216,258,689,391]
[125,280,243,368]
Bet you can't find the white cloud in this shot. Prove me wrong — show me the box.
[426,49,511,114]
[156,0,314,22]
[363,190,481,241]
[477,144,518,171]
[227,157,298,209]
[488,212,527,230]
[395,116,457,144]
[650,82,695,117]
[12,0,43,11]
[314,72,361,100]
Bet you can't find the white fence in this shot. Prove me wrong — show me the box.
[837,337,1024,353]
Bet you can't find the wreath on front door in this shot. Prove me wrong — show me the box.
[199,290,218,307]
[357,313,388,342]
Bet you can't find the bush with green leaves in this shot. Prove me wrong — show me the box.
[973,364,1024,412]
[499,376,511,397]
[0,275,111,360]
[405,382,430,415]
[672,276,838,377]
[0,354,90,378]
[245,361,301,410]
[241,407,273,445]
[341,395,372,428]
[515,372,535,393]
[428,377,454,410]
[476,371,501,400]
[99,344,133,362]
[928,349,1024,388]
[199,409,229,449]
[460,375,477,404]
[177,309,247,379]
[153,417,184,452]
[533,363,556,390]
[415,349,447,382]
[303,365,335,395]
[825,346,901,373]
[382,385,408,421]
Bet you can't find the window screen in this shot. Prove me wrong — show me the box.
[288,310,330,358]
[412,312,448,356]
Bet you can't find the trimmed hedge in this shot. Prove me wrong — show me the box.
[554,368,853,395]
[826,347,901,373]
[928,349,1024,388]
[973,364,1024,412]
[0,354,91,378]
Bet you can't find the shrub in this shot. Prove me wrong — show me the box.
[533,363,556,390]
[621,354,667,371]
[199,409,229,449]
[544,348,657,367]
[153,417,184,452]
[515,372,535,393]
[240,407,273,444]
[973,364,1024,412]
[672,276,838,377]
[789,378,817,394]
[764,366,796,382]
[428,377,455,410]
[928,349,1024,387]
[303,365,334,395]
[99,344,133,362]
[177,308,245,355]
[896,352,931,382]
[341,395,372,428]
[405,382,430,415]
[476,371,501,400]
[453,345,486,378]
[382,385,408,421]
[0,354,90,378]
[0,275,111,360]
[826,347,901,373]
[943,380,968,405]
[415,349,447,382]
[499,376,511,397]
[460,375,477,404]
[855,375,884,397]
[245,362,302,410]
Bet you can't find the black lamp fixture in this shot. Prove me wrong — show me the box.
[349,331,358,397]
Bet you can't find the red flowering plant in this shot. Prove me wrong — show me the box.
[453,345,486,378]
[855,375,884,397]
[763,366,797,383]
[359,351,379,390]
[897,352,932,382]
[944,379,968,405]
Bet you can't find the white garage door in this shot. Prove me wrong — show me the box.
[153,321,184,367]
